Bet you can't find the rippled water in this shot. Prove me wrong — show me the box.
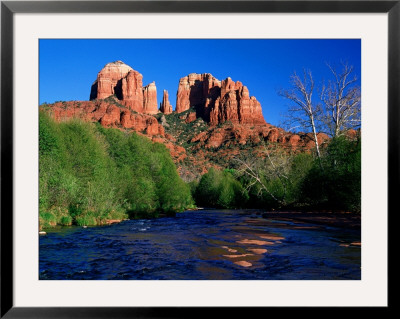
[39,209,361,280]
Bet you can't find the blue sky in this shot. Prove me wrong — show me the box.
[39,39,361,126]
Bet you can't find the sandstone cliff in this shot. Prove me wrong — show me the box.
[143,82,158,114]
[43,100,164,137]
[160,90,173,114]
[90,61,158,114]
[90,61,133,100]
[175,73,266,126]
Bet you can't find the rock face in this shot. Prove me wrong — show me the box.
[175,73,265,126]
[176,73,221,114]
[121,69,144,112]
[189,123,329,151]
[143,82,158,114]
[90,61,133,100]
[160,90,173,114]
[90,61,157,114]
[90,64,265,125]
[44,100,164,136]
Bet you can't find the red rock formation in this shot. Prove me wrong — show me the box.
[185,112,197,123]
[345,129,360,140]
[188,122,323,151]
[175,76,191,113]
[143,82,158,114]
[42,100,164,137]
[99,104,121,127]
[288,134,301,147]
[175,73,221,114]
[160,90,173,114]
[238,86,264,125]
[121,69,144,112]
[219,88,239,124]
[90,61,133,100]
[90,61,158,115]
[121,110,164,135]
[267,128,280,143]
[175,73,265,126]
[220,77,237,98]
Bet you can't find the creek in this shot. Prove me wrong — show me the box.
[39,209,361,280]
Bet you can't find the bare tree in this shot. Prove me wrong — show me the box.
[233,142,291,206]
[321,62,361,137]
[279,69,323,163]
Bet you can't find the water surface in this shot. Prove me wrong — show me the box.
[39,209,361,280]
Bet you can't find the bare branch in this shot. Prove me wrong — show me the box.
[280,69,322,164]
[322,62,361,137]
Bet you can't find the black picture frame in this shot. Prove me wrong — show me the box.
[1,1,396,317]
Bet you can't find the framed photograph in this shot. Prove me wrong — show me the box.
[1,0,396,317]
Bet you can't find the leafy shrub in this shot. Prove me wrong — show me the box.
[39,111,193,229]
[194,168,248,208]
[60,215,73,226]
[301,136,361,212]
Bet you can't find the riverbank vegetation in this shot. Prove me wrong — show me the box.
[39,111,360,231]
[39,111,193,229]
[190,134,361,213]
[193,168,249,209]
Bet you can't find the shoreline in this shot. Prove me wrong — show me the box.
[259,210,361,230]
[40,209,361,232]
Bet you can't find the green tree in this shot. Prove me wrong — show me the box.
[194,168,248,208]
[39,111,194,229]
[301,135,361,212]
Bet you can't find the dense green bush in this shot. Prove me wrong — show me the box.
[39,111,194,229]
[98,125,194,217]
[301,136,361,212]
[237,137,360,212]
[194,168,249,208]
[285,152,315,205]
[205,137,360,213]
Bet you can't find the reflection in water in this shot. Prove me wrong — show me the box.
[39,209,361,280]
